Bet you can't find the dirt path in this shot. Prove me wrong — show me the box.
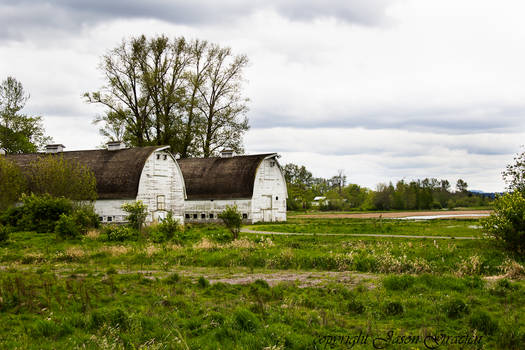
[241,228,479,240]
[293,210,491,219]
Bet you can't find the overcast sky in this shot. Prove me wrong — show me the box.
[1,0,524,192]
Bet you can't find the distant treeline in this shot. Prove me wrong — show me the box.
[283,163,493,211]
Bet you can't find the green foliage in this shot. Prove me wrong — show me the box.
[0,156,26,210]
[232,308,260,333]
[443,298,470,319]
[0,76,51,154]
[165,273,180,284]
[54,214,80,239]
[482,191,525,254]
[503,148,525,193]
[347,299,365,314]
[26,155,97,201]
[197,276,209,288]
[102,225,137,242]
[218,205,242,239]
[0,224,10,243]
[121,201,148,232]
[469,311,498,335]
[148,212,182,243]
[383,301,404,316]
[15,194,74,233]
[382,275,415,291]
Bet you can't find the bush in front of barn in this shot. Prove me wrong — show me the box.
[0,194,73,232]
[0,194,99,237]
[147,212,183,243]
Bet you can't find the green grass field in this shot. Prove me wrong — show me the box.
[250,218,484,237]
[0,218,524,349]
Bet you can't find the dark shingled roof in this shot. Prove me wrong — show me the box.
[178,154,276,200]
[6,146,165,199]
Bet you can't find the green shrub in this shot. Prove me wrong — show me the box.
[198,276,210,288]
[102,225,137,242]
[232,308,260,333]
[165,273,180,284]
[72,204,100,230]
[469,311,498,335]
[218,205,242,239]
[347,299,365,314]
[481,191,525,254]
[17,194,74,232]
[149,212,182,242]
[121,201,148,232]
[55,214,80,239]
[0,205,24,227]
[0,224,10,243]
[383,301,404,316]
[383,275,415,291]
[443,298,469,319]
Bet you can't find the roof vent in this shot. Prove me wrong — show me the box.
[45,144,65,153]
[220,149,234,158]
[107,141,126,151]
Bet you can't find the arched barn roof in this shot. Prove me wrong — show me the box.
[6,146,165,199]
[178,154,276,200]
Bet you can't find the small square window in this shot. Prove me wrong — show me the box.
[242,213,248,219]
[193,214,198,219]
[276,196,279,200]
[201,213,206,219]
[209,213,214,219]
[185,214,190,219]
[107,216,113,222]
[99,217,103,222]
[270,161,275,167]
[163,155,167,160]
[156,154,160,160]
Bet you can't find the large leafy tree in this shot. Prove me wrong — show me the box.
[0,77,51,154]
[26,156,97,201]
[85,35,249,157]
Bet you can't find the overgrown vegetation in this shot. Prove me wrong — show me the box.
[121,201,148,233]
[218,204,242,240]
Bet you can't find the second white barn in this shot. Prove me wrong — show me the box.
[178,151,287,223]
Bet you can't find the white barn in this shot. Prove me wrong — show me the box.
[8,143,186,224]
[178,152,287,223]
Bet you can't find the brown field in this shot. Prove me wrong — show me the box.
[294,210,492,219]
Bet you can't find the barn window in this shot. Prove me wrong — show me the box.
[107,216,113,222]
[157,195,165,210]
[99,217,103,222]
[156,154,160,160]
[276,196,279,200]
[270,161,275,167]
[201,213,206,219]
[163,154,167,160]
[193,214,198,219]
[209,213,214,219]
[242,213,248,219]
[185,213,190,219]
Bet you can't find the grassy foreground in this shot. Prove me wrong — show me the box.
[0,219,524,349]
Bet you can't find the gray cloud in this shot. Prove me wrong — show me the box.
[250,104,525,134]
[0,0,391,41]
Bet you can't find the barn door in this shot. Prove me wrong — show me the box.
[262,195,273,222]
